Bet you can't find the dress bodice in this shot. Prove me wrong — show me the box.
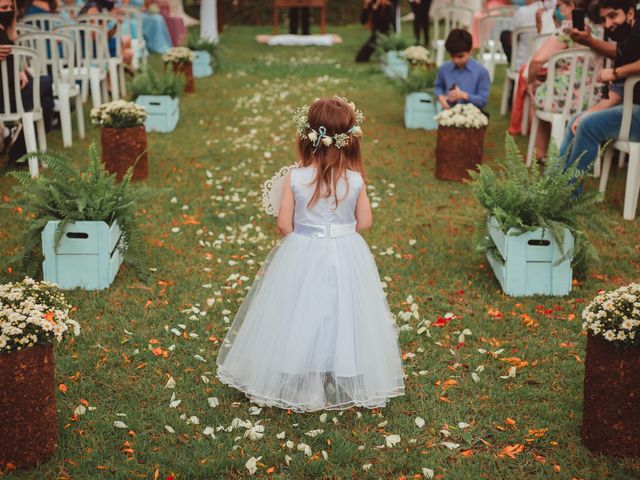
[290,166,363,227]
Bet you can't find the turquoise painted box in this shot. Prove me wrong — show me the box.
[382,51,408,79]
[42,220,124,291]
[136,95,180,133]
[485,217,573,297]
[404,92,439,130]
[193,50,213,78]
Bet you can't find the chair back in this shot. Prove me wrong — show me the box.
[120,6,144,40]
[432,5,474,46]
[15,23,39,37]
[22,13,65,31]
[485,5,517,16]
[510,26,537,72]
[0,46,42,121]
[16,32,77,90]
[478,13,513,60]
[77,12,122,58]
[55,24,108,74]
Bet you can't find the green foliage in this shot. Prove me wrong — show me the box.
[394,67,437,95]
[374,32,411,58]
[186,30,219,68]
[470,135,605,277]
[131,68,185,99]
[4,145,155,280]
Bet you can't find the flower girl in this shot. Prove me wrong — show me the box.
[216,97,405,412]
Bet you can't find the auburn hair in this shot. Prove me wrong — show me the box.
[297,98,365,207]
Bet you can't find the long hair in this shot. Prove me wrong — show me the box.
[297,98,365,208]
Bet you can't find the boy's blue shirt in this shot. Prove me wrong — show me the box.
[434,58,491,109]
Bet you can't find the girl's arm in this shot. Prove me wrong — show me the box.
[355,185,372,232]
[276,173,294,236]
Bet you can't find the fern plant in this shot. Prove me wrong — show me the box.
[394,67,437,95]
[469,135,604,277]
[4,144,155,280]
[131,68,185,99]
[186,30,219,68]
[374,32,411,59]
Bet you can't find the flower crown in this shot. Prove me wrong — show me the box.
[293,96,365,152]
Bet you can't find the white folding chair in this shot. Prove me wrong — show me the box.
[431,5,474,67]
[15,23,39,37]
[477,10,514,82]
[55,23,109,108]
[17,32,85,148]
[77,12,126,100]
[22,13,65,31]
[0,46,47,177]
[598,75,640,220]
[501,26,536,117]
[121,5,147,70]
[526,48,596,166]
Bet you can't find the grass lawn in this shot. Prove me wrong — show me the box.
[1,24,640,480]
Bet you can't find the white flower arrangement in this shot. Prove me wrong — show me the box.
[435,103,488,129]
[294,96,364,151]
[90,100,148,129]
[0,277,79,353]
[582,283,640,345]
[403,46,432,66]
[162,47,194,64]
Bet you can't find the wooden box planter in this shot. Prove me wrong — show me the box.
[404,92,439,130]
[193,50,213,78]
[435,126,485,181]
[0,344,57,469]
[582,334,640,457]
[101,126,148,182]
[169,61,195,93]
[485,216,573,297]
[135,95,180,133]
[42,220,124,290]
[381,51,408,79]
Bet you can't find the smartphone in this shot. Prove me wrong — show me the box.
[572,8,585,31]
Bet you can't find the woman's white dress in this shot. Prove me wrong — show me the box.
[216,167,405,412]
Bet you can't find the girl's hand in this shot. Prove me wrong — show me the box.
[597,68,616,83]
[19,70,28,89]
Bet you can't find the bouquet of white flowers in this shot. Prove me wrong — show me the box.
[91,100,148,129]
[436,103,488,129]
[403,46,432,66]
[582,283,640,345]
[162,46,195,64]
[0,278,79,353]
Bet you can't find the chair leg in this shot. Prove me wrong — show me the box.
[75,94,85,139]
[21,114,39,178]
[119,64,126,98]
[623,145,640,221]
[520,95,530,135]
[500,76,510,116]
[550,114,565,151]
[108,60,120,100]
[599,147,613,193]
[526,115,539,167]
[436,40,444,67]
[36,118,47,152]
[89,68,102,108]
[618,151,626,168]
[58,85,72,148]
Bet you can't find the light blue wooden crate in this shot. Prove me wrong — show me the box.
[42,220,124,291]
[381,51,408,79]
[404,92,440,130]
[193,50,213,78]
[486,217,573,297]
[136,95,180,133]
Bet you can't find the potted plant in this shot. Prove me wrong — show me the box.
[470,136,600,296]
[395,66,438,130]
[0,277,79,469]
[162,46,195,93]
[131,68,184,133]
[91,100,148,182]
[581,283,640,457]
[434,103,488,181]
[6,145,153,289]
[375,32,410,79]
[186,30,218,78]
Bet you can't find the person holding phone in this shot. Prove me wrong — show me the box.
[559,0,640,175]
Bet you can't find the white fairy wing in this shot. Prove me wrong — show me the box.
[262,164,298,216]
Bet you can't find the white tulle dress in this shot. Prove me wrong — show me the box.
[216,167,405,412]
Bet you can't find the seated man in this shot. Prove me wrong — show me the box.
[560,0,640,173]
[434,29,491,111]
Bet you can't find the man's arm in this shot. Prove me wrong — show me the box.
[466,67,490,109]
[569,27,617,59]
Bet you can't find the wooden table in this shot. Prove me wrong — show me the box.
[273,0,327,34]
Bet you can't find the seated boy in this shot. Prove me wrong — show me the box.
[434,29,491,110]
